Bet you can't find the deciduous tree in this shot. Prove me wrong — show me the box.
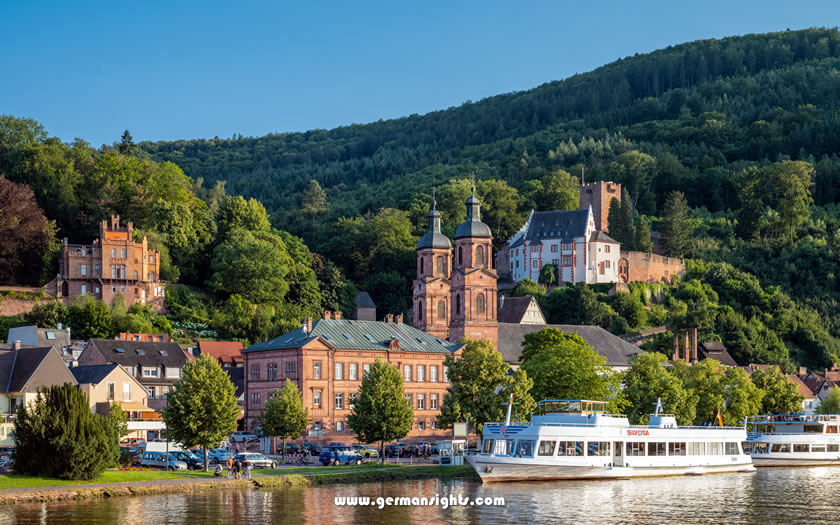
[258,379,309,458]
[0,176,54,285]
[750,366,804,415]
[162,355,239,471]
[623,352,696,425]
[347,360,413,462]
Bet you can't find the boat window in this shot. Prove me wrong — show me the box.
[793,444,809,453]
[828,444,840,452]
[556,441,583,456]
[811,444,826,453]
[626,442,646,456]
[707,442,723,455]
[514,440,535,458]
[482,439,495,455]
[588,441,610,456]
[770,443,790,453]
[804,425,823,433]
[669,442,687,456]
[496,439,515,456]
[752,442,768,454]
[647,442,667,456]
[688,442,705,456]
[537,441,557,456]
[725,442,740,455]
[613,442,623,456]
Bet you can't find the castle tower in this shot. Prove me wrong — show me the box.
[449,184,498,348]
[412,196,452,340]
[580,180,621,232]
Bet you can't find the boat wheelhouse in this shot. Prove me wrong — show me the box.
[745,414,840,466]
[467,399,754,482]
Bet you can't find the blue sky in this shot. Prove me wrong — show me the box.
[2,1,838,146]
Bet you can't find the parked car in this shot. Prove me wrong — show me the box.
[169,450,204,470]
[233,453,277,469]
[384,443,405,457]
[207,448,234,464]
[230,431,259,443]
[400,445,421,458]
[327,442,347,447]
[351,444,379,458]
[282,444,300,455]
[319,446,364,466]
[133,451,188,470]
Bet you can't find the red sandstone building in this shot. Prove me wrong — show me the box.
[243,313,462,443]
[413,186,499,348]
[48,215,165,311]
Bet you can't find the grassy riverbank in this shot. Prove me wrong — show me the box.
[0,464,477,504]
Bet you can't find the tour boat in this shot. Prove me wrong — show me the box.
[466,398,755,482]
[744,414,840,466]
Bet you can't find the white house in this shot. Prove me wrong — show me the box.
[504,207,620,285]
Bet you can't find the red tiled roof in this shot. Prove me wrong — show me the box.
[787,374,817,398]
[197,341,244,365]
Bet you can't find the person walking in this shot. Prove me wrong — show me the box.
[226,456,235,479]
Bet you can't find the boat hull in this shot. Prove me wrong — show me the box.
[466,456,755,482]
[751,456,840,467]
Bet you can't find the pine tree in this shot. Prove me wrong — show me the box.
[162,355,240,471]
[635,216,654,253]
[14,383,119,480]
[661,191,695,258]
[117,129,136,156]
[619,189,636,249]
[347,359,413,463]
[258,379,309,458]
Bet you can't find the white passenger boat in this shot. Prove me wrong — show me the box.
[744,414,840,466]
[466,399,755,482]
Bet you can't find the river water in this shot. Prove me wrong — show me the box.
[0,468,835,524]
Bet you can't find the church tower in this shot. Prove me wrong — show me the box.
[412,196,452,340]
[449,184,498,348]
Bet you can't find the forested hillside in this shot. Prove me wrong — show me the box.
[3,28,840,369]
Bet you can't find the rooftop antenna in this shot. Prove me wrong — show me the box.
[471,171,476,194]
[653,397,663,416]
[432,187,436,208]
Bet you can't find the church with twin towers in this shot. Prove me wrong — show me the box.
[412,184,499,349]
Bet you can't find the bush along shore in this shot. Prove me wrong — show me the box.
[0,465,477,505]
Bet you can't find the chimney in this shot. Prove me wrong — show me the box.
[799,366,807,377]
[385,314,394,324]
[692,327,698,362]
[323,311,331,320]
[333,311,342,320]
[302,317,313,334]
[683,332,689,364]
[396,314,403,324]
[57,322,63,330]
[673,333,678,362]
[12,341,21,351]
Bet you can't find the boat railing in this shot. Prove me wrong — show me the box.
[484,421,745,431]
[747,431,831,437]
[749,414,840,423]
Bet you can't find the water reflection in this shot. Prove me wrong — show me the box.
[0,469,837,524]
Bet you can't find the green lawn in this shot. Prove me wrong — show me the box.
[0,469,216,490]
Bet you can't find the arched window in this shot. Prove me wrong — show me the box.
[458,246,463,266]
[437,300,446,320]
[477,293,486,315]
[419,256,424,275]
[418,301,423,320]
[436,256,445,275]
[476,245,484,267]
[456,294,461,315]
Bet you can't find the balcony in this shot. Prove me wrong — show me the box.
[1,414,14,424]
[127,419,166,431]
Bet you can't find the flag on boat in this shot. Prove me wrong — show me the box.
[716,410,724,427]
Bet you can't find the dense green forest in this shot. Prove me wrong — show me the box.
[2,28,840,369]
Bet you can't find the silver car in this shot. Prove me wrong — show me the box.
[134,451,188,471]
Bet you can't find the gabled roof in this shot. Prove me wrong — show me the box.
[524,209,590,242]
[70,364,121,385]
[198,341,244,365]
[6,326,71,350]
[87,339,187,368]
[698,341,738,367]
[497,323,642,367]
[498,296,542,324]
[0,347,64,393]
[788,374,817,398]
[245,319,462,355]
[589,231,620,244]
